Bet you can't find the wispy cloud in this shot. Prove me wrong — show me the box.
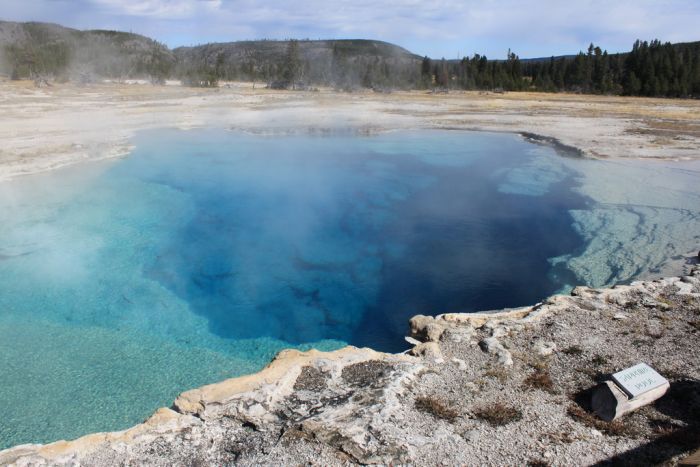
[2,0,699,58]
[91,0,221,18]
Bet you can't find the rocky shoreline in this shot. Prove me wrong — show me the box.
[2,261,698,466]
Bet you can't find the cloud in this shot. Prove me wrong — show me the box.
[1,0,699,57]
[171,0,700,54]
[91,0,221,19]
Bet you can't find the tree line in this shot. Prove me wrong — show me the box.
[177,38,700,97]
[424,40,700,97]
[3,23,700,98]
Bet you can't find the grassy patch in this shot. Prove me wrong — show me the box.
[562,345,583,356]
[483,365,510,383]
[656,296,675,309]
[523,370,556,394]
[591,354,608,366]
[543,430,580,444]
[473,403,523,426]
[566,404,640,437]
[527,357,550,372]
[415,396,459,422]
[645,325,665,339]
[681,295,698,308]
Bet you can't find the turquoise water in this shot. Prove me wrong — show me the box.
[0,130,591,448]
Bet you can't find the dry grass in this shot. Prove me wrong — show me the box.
[591,354,609,366]
[543,429,581,444]
[562,345,583,356]
[414,396,459,422]
[684,295,699,308]
[523,370,556,394]
[473,403,523,427]
[566,404,640,437]
[483,365,510,383]
[656,295,676,309]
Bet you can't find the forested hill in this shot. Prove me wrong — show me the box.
[0,21,174,81]
[173,39,422,89]
[1,20,699,98]
[0,21,421,88]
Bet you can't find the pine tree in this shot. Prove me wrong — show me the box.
[282,39,301,89]
[625,71,642,95]
[421,56,432,88]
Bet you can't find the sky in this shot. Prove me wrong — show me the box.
[3,0,700,59]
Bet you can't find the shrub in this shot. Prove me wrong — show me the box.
[523,370,556,394]
[591,354,609,365]
[473,403,523,426]
[562,345,583,355]
[566,404,639,437]
[415,396,459,422]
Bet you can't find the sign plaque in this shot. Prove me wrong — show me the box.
[612,363,668,399]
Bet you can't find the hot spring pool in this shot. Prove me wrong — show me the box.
[1,129,698,448]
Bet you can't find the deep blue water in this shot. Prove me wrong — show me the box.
[0,130,588,448]
[125,130,586,351]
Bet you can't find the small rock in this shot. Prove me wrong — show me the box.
[409,342,443,362]
[465,382,479,392]
[533,341,557,357]
[409,315,445,342]
[681,275,700,286]
[613,313,628,320]
[675,281,694,295]
[451,358,468,371]
[479,337,499,353]
[479,337,513,366]
[591,429,603,438]
[614,298,630,307]
[425,323,446,342]
[405,336,421,346]
[247,403,267,418]
[444,327,474,343]
[499,351,513,367]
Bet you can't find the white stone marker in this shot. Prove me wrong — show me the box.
[612,363,668,399]
[592,363,669,421]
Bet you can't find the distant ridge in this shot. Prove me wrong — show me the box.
[1,21,698,97]
[173,38,422,87]
[174,39,419,61]
[0,21,423,87]
[0,21,174,80]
